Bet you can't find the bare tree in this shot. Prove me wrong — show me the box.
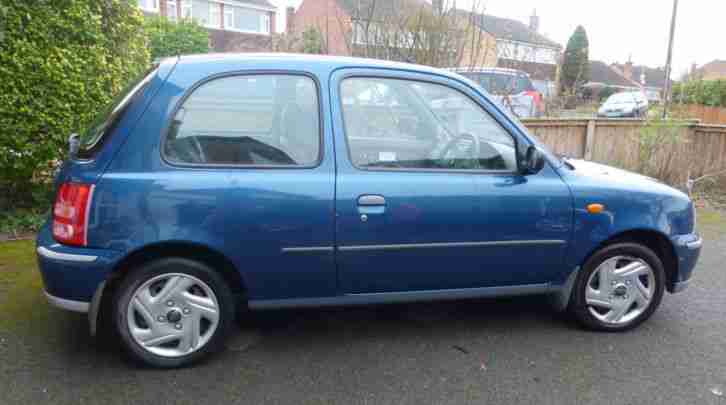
[332,0,493,69]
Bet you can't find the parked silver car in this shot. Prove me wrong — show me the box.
[598,91,649,118]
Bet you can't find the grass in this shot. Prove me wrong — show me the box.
[0,239,54,333]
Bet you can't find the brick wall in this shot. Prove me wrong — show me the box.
[293,0,352,56]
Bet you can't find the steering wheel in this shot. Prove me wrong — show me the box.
[439,133,481,168]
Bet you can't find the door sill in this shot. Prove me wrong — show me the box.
[248,284,554,310]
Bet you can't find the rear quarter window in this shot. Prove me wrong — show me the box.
[163,74,321,167]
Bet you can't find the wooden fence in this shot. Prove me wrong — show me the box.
[674,104,726,125]
[522,118,726,187]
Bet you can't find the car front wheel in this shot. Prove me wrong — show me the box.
[570,243,665,331]
[114,258,234,368]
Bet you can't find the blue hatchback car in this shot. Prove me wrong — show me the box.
[37,54,702,368]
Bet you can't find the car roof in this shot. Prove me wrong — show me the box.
[171,53,464,80]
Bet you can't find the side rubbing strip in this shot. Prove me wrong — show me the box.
[337,240,566,252]
[282,246,335,253]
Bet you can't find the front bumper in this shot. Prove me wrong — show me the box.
[36,223,122,311]
[670,233,702,293]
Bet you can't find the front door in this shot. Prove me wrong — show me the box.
[331,69,572,294]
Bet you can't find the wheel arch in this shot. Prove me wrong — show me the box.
[91,241,246,337]
[107,241,246,294]
[582,229,679,293]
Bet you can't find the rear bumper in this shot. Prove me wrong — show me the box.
[669,233,702,293]
[36,223,122,308]
[43,290,90,313]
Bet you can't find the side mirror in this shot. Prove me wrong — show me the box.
[521,145,545,175]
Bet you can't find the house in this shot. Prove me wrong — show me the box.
[585,60,666,103]
[691,60,726,81]
[290,0,498,68]
[466,10,562,96]
[136,0,277,52]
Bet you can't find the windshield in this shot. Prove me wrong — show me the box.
[78,65,158,157]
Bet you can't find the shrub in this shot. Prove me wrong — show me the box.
[0,0,149,209]
[144,14,209,60]
[673,79,726,107]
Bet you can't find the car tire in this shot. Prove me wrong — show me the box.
[569,243,665,332]
[113,258,235,368]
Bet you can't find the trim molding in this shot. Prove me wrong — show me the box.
[282,246,335,253]
[337,240,566,252]
[249,283,554,309]
[37,247,98,263]
[44,291,90,313]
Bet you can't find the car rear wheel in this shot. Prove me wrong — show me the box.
[570,243,665,331]
[114,258,234,368]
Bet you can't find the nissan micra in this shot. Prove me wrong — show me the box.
[37,54,702,368]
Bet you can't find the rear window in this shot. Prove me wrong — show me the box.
[78,65,158,158]
[163,74,321,167]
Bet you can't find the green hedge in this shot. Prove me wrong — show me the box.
[673,79,726,108]
[0,0,149,209]
[145,14,209,60]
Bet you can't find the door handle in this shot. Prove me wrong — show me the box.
[358,195,386,206]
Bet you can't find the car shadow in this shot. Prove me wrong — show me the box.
[23,294,575,370]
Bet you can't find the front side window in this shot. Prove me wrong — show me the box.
[341,77,517,172]
[165,75,320,167]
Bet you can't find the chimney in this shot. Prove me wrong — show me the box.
[529,9,540,32]
[623,60,634,81]
[286,6,295,33]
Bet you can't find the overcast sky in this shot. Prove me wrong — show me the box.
[272,0,724,78]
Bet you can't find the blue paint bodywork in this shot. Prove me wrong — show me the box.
[36,54,700,307]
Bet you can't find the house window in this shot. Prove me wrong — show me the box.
[181,0,192,19]
[209,4,221,28]
[226,5,270,34]
[138,0,159,12]
[167,0,178,22]
[262,14,271,34]
[224,7,234,29]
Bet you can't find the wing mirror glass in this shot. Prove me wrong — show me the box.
[521,145,545,175]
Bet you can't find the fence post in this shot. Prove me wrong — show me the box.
[584,119,596,160]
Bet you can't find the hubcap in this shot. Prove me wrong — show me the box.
[126,273,220,358]
[585,256,656,325]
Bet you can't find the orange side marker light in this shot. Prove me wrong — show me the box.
[587,204,605,214]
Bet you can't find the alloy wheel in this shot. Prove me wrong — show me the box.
[585,256,656,325]
[126,273,220,358]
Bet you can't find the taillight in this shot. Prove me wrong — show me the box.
[52,183,94,246]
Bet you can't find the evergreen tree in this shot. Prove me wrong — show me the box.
[560,25,590,94]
